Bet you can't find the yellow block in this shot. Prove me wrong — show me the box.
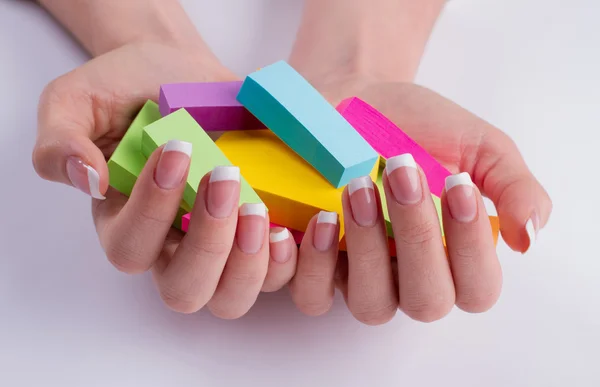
[216,130,379,239]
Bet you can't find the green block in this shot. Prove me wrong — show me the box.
[106,100,190,230]
[107,100,162,196]
[376,165,443,237]
[141,108,263,209]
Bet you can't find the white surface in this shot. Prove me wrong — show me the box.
[1,0,599,386]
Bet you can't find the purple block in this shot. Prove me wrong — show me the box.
[159,82,264,131]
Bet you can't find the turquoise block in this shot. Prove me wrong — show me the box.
[236,60,378,188]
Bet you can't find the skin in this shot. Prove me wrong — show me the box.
[33,0,552,323]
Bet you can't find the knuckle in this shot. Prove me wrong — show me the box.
[227,270,263,288]
[350,244,386,271]
[396,220,438,248]
[452,244,481,265]
[351,301,398,326]
[133,203,174,229]
[402,295,454,323]
[185,239,232,259]
[297,269,330,286]
[159,284,202,314]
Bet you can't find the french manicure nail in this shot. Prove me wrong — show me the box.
[206,165,240,219]
[445,172,477,223]
[237,203,267,254]
[524,212,539,253]
[385,153,422,205]
[269,228,291,263]
[348,176,377,227]
[154,140,192,190]
[313,211,338,252]
[66,156,106,199]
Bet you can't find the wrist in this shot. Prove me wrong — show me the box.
[39,0,213,58]
[289,0,446,84]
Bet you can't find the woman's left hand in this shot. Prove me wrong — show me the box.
[285,75,552,325]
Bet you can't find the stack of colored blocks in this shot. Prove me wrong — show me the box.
[107,60,499,253]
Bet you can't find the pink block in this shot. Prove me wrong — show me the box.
[336,97,451,196]
[159,82,264,131]
[270,223,304,244]
[182,213,191,233]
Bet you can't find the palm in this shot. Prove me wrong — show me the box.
[43,42,238,159]
[319,80,510,181]
[41,42,239,262]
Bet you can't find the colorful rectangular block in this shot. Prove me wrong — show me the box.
[236,61,379,188]
[216,130,379,240]
[336,97,452,196]
[141,109,263,210]
[107,99,191,221]
[107,100,162,197]
[159,82,264,131]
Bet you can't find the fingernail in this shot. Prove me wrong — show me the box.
[385,153,422,205]
[445,172,477,222]
[269,228,291,263]
[524,212,539,253]
[348,176,377,227]
[206,165,240,219]
[66,156,105,199]
[237,203,267,254]
[313,211,338,252]
[154,140,192,189]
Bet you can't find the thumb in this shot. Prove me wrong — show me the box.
[32,82,108,200]
[474,133,552,253]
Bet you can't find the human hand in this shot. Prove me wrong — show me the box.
[32,43,298,318]
[286,74,552,324]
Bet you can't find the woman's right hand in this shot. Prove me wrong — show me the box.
[33,42,299,318]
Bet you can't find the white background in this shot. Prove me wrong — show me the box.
[1,0,599,386]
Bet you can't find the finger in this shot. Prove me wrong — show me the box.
[261,227,299,292]
[289,212,339,316]
[154,165,240,314]
[207,203,270,319]
[471,132,552,253]
[342,176,398,325]
[443,173,503,313]
[384,154,456,322]
[96,140,191,274]
[33,77,109,198]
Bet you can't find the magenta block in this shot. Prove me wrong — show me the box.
[337,97,451,197]
[159,82,264,131]
[182,213,191,233]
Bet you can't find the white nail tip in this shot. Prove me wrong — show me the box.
[385,153,417,175]
[269,229,289,243]
[524,218,536,253]
[317,211,338,224]
[348,176,374,195]
[240,203,266,217]
[210,165,240,183]
[163,140,192,157]
[84,164,105,200]
[445,172,473,191]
